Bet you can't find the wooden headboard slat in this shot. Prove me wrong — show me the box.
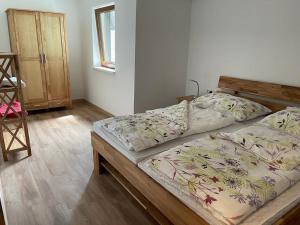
[218,76,300,103]
[218,76,300,112]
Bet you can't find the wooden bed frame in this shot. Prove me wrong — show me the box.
[91,76,300,225]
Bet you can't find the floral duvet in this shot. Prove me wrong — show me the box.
[138,127,300,225]
[97,100,235,152]
[97,101,189,152]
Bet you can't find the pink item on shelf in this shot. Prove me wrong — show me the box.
[0,101,22,118]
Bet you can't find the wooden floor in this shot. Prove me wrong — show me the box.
[0,102,157,225]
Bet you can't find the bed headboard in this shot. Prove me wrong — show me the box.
[218,76,300,112]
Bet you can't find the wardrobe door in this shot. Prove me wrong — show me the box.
[39,12,70,108]
[7,10,48,109]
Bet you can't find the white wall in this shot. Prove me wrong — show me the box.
[0,0,84,99]
[186,0,300,96]
[134,0,191,112]
[0,0,190,115]
[78,0,136,115]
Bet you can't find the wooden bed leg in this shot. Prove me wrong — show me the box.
[93,148,106,175]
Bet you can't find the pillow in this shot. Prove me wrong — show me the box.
[258,107,300,138]
[192,93,271,121]
[146,100,189,132]
[216,125,300,171]
[182,103,235,137]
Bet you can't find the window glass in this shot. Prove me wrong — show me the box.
[95,6,115,69]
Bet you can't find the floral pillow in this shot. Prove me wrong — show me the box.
[192,93,271,122]
[216,125,300,171]
[258,107,300,138]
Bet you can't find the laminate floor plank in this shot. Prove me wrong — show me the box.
[0,102,157,225]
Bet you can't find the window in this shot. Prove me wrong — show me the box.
[95,5,115,70]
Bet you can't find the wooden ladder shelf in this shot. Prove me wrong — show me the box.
[0,53,31,161]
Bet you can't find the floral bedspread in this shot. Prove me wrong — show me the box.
[216,125,300,171]
[98,101,188,152]
[139,136,300,225]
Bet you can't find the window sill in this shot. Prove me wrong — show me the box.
[93,66,116,74]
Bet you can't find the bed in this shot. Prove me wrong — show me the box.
[91,76,300,225]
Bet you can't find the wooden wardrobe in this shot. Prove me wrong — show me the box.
[6,9,71,110]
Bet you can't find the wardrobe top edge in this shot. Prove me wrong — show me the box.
[6,8,65,16]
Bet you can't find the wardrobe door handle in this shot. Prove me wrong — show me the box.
[39,54,43,64]
[43,54,46,64]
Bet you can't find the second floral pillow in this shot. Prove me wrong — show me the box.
[258,107,300,139]
[192,93,271,121]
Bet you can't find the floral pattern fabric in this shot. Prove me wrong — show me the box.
[216,125,300,171]
[192,93,271,122]
[98,101,189,152]
[182,104,235,137]
[146,100,189,132]
[258,107,300,138]
[139,136,300,225]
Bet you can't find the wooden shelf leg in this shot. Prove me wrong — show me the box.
[22,121,31,157]
[0,128,7,161]
[2,151,8,162]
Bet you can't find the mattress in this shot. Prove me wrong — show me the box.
[93,117,262,164]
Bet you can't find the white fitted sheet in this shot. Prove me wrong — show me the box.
[93,117,262,164]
